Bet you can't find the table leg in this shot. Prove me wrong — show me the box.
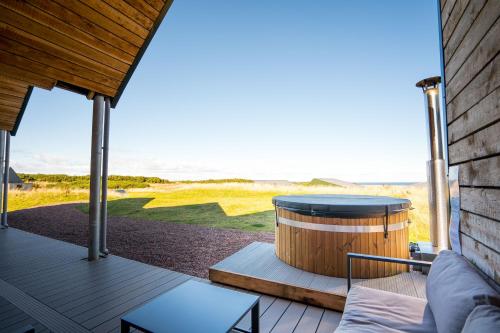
[251,301,260,333]
[121,320,130,333]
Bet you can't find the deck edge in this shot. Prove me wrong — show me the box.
[209,267,346,312]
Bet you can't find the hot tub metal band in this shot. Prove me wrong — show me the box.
[276,216,409,233]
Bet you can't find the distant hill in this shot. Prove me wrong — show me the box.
[317,178,359,187]
[295,178,358,187]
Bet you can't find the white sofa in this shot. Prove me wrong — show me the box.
[336,250,499,333]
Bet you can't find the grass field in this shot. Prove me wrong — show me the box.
[10,182,430,242]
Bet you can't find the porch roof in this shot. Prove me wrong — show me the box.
[0,0,173,134]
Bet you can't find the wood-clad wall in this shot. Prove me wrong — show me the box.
[440,0,500,283]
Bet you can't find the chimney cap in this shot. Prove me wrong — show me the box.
[416,76,441,89]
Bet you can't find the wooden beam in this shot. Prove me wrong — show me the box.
[0,117,16,124]
[209,268,346,312]
[0,63,55,90]
[0,123,15,131]
[0,117,18,126]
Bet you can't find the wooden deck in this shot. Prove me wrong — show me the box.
[210,242,427,311]
[0,228,342,333]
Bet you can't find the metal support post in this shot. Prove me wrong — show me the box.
[88,95,104,261]
[100,97,111,255]
[0,131,5,229]
[1,132,10,228]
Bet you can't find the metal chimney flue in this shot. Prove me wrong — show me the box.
[416,76,449,251]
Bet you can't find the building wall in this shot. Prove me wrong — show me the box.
[440,0,499,283]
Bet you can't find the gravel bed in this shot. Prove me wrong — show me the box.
[8,203,275,278]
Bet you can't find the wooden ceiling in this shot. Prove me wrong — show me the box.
[0,0,173,134]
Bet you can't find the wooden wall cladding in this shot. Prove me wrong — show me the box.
[440,0,500,283]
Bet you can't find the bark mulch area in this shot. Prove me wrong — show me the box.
[8,203,275,278]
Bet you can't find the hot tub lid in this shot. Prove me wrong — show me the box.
[272,194,411,217]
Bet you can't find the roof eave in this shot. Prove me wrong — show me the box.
[111,0,174,108]
[11,86,33,136]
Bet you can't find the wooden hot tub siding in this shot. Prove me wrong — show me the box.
[275,208,409,278]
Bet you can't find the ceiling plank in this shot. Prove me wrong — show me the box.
[0,98,23,108]
[0,84,27,97]
[0,50,116,96]
[102,0,154,29]
[0,93,25,103]
[52,0,144,47]
[0,75,33,89]
[123,0,160,21]
[0,7,130,73]
[83,0,149,39]
[143,0,166,12]
[0,104,22,114]
[1,36,121,90]
[0,63,55,90]
[0,23,125,80]
[28,0,139,58]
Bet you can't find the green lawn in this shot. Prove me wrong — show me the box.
[11,183,430,241]
[9,189,89,212]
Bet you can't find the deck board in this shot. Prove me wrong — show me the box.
[0,228,339,333]
[210,242,427,311]
[293,306,324,333]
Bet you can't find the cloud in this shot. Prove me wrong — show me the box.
[10,150,426,182]
[12,151,88,175]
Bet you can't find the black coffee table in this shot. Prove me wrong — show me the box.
[121,280,260,333]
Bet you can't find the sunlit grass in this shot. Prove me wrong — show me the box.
[9,188,89,212]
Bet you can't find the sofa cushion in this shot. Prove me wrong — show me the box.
[426,250,498,333]
[335,286,437,333]
[461,305,500,332]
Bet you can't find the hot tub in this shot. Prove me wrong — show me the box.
[272,194,411,279]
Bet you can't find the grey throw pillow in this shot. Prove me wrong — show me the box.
[426,250,498,333]
[461,305,500,333]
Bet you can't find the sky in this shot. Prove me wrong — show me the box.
[11,0,441,182]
